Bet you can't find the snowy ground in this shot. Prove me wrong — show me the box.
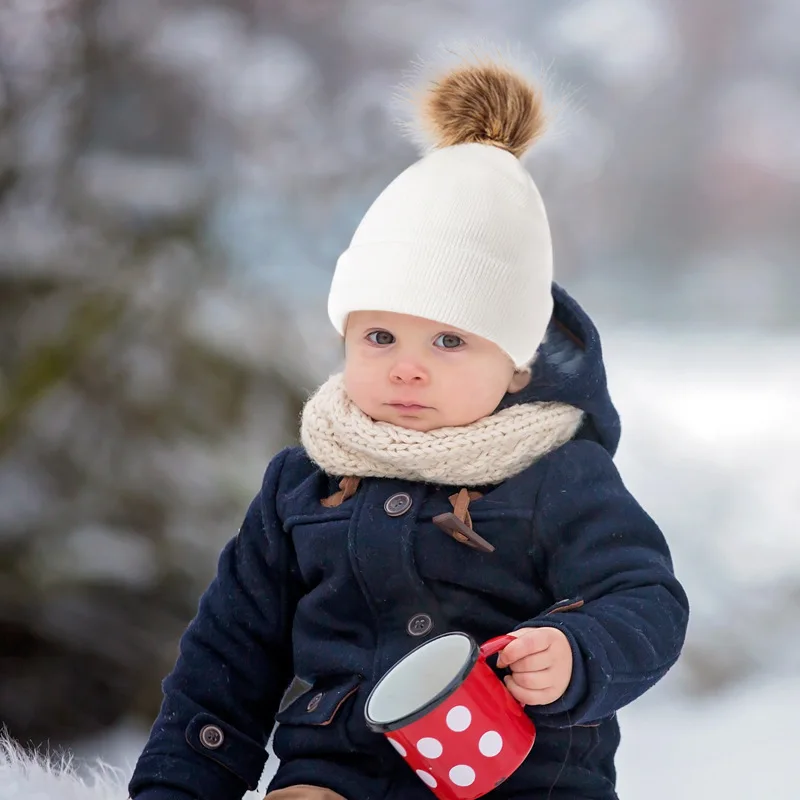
[616,673,800,799]
[71,327,799,798]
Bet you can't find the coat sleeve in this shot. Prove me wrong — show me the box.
[129,448,301,800]
[517,439,689,726]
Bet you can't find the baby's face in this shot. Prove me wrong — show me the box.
[343,311,526,432]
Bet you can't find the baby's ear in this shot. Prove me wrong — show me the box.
[507,367,531,393]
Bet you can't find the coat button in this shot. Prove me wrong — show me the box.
[306,692,324,712]
[407,613,433,637]
[199,724,224,749]
[384,492,412,517]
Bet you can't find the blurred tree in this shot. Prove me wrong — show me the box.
[0,0,306,745]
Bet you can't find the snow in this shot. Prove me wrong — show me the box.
[607,327,800,586]
[616,674,800,799]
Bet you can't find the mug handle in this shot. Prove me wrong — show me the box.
[480,634,527,708]
[479,634,516,661]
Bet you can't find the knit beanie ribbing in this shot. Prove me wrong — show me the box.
[327,54,554,368]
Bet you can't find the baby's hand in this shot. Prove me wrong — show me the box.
[495,627,573,706]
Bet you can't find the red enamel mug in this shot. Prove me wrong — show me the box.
[365,632,536,799]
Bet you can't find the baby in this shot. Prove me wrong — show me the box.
[129,52,689,800]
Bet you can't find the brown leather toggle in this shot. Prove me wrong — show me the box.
[433,488,495,553]
[321,476,361,507]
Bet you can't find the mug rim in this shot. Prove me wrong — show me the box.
[364,631,479,733]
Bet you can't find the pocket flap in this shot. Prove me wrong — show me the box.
[274,675,360,727]
[544,597,585,615]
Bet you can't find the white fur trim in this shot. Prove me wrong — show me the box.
[0,736,130,800]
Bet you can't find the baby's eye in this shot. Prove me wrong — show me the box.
[435,333,465,349]
[366,330,395,345]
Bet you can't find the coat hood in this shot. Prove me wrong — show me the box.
[496,283,621,456]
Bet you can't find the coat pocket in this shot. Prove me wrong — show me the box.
[275,675,361,727]
[272,676,362,763]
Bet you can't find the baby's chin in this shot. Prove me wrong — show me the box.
[370,406,483,432]
[370,409,439,432]
[392,417,441,432]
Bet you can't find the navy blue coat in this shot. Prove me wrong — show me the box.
[129,286,689,800]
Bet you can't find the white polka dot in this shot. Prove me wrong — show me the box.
[449,765,476,787]
[416,737,444,758]
[446,705,472,732]
[479,730,504,757]
[388,738,407,757]
[416,770,438,788]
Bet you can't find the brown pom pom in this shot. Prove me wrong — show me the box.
[419,57,546,158]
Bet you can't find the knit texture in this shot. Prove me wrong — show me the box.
[300,373,584,486]
[327,142,553,368]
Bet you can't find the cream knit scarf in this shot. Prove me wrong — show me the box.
[300,373,584,486]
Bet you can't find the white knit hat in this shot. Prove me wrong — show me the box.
[328,55,553,368]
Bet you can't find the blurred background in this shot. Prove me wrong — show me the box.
[1,0,798,797]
